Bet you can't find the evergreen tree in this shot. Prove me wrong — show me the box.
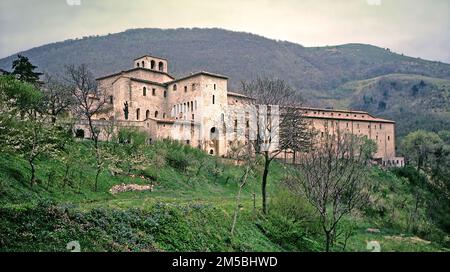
[11,55,42,84]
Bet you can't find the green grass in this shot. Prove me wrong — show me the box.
[0,140,448,252]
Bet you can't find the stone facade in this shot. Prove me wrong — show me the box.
[77,55,404,167]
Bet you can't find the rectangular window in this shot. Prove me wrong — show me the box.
[109,96,113,104]
[152,88,156,96]
[214,84,216,90]
[184,86,187,92]
[212,95,215,104]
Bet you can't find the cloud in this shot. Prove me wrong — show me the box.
[0,0,449,63]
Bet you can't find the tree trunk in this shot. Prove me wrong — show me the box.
[29,160,36,187]
[262,153,270,214]
[325,230,332,252]
[231,185,244,236]
[94,166,101,192]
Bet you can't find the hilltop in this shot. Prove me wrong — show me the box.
[1,28,450,136]
[1,28,450,92]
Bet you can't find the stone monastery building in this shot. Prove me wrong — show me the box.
[82,54,404,167]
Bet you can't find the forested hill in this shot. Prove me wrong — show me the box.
[1,28,450,92]
[2,28,450,136]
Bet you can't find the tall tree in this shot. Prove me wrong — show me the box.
[11,55,42,85]
[41,74,74,123]
[285,130,376,252]
[65,64,106,191]
[401,130,443,172]
[241,77,300,214]
[279,106,315,164]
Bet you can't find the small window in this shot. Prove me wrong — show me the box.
[155,111,159,118]
[136,108,140,120]
[163,113,166,118]
[151,60,155,69]
[212,95,215,104]
[143,87,147,96]
[164,91,167,98]
[192,114,195,120]
[388,136,390,141]
[192,83,196,91]
[184,86,187,92]
[209,149,214,155]
[146,110,150,119]
[136,62,140,67]
[173,84,177,91]
[141,61,145,68]
[213,84,216,90]
[109,95,113,104]
[152,88,156,96]
[158,61,164,71]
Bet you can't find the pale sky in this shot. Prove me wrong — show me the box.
[1,0,449,62]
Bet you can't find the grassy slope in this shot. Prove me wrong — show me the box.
[0,141,447,252]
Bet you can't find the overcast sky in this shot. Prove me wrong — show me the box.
[1,0,449,62]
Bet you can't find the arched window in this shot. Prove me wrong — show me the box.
[143,87,147,96]
[191,101,194,111]
[158,61,164,71]
[136,108,140,120]
[136,62,140,67]
[151,60,155,69]
[209,149,214,155]
[141,61,145,68]
[146,110,150,119]
[155,111,159,118]
[163,113,166,118]
[173,84,177,91]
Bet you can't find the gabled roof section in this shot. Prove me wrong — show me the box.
[227,91,255,100]
[167,71,228,84]
[133,54,168,61]
[129,77,167,87]
[96,67,174,81]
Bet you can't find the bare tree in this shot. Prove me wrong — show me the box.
[284,129,376,252]
[230,143,259,236]
[241,77,301,214]
[65,64,107,191]
[41,73,74,123]
[279,106,315,164]
[65,64,105,145]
